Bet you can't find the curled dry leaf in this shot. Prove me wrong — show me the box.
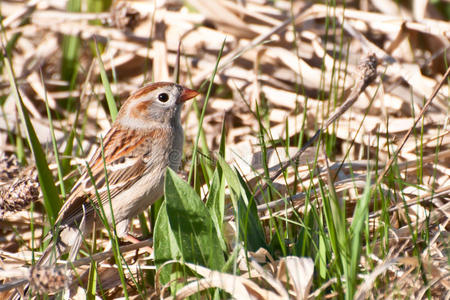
[277,256,314,300]
[171,262,286,300]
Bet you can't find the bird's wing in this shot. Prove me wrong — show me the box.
[54,125,159,229]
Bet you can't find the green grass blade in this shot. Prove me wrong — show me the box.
[1,42,62,224]
[94,40,118,121]
[188,38,226,185]
[86,257,98,299]
[61,0,81,82]
[82,149,130,298]
[87,0,112,17]
[206,169,226,251]
[236,170,268,251]
[15,123,26,164]
[41,71,67,198]
[348,172,372,298]
[205,117,227,251]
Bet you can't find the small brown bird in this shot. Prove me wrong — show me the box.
[39,82,198,266]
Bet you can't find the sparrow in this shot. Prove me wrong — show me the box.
[38,81,198,266]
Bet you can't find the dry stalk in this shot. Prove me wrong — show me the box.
[376,66,450,185]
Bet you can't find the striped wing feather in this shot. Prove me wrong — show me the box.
[55,126,154,229]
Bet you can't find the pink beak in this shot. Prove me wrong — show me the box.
[180,87,199,102]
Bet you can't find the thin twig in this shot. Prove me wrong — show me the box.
[375,65,450,185]
[0,239,152,293]
[71,238,153,267]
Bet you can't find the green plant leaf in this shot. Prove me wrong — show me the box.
[188,38,226,186]
[217,156,267,252]
[41,72,66,199]
[154,202,200,294]
[2,47,62,224]
[206,169,226,251]
[86,260,98,300]
[154,201,182,285]
[94,41,117,121]
[61,0,81,82]
[348,173,372,298]
[236,170,268,251]
[163,168,225,271]
[204,117,227,248]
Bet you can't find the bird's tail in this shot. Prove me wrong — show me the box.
[35,239,66,267]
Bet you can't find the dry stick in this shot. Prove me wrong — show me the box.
[2,0,39,28]
[173,40,182,84]
[368,185,450,219]
[375,65,450,186]
[255,53,378,198]
[0,279,29,293]
[71,238,153,268]
[0,239,153,292]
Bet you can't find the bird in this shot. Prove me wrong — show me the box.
[37,81,198,267]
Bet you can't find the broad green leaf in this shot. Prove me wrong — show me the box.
[154,202,182,285]
[165,168,225,271]
[154,202,198,294]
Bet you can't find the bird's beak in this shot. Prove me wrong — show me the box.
[180,87,199,102]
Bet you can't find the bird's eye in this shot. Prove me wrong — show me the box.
[158,93,169,102]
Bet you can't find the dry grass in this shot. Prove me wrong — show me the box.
[0,0,449,299]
